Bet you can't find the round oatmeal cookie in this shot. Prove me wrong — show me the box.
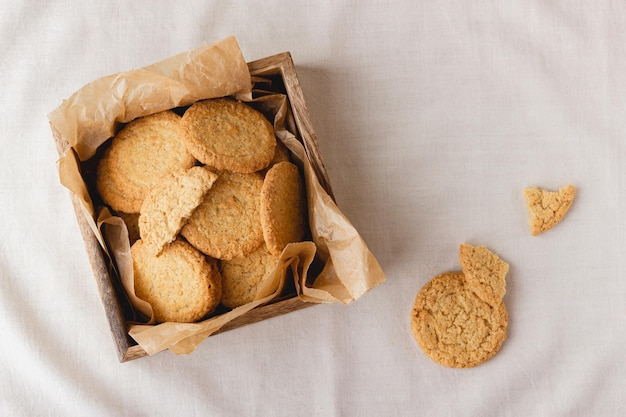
[219,244,279,309]
[96,110,195,213]
[181,171,264,260]
[410,272,508,368]
[131,239,221,323]
[181,98,276,173]
[260,162,308,256]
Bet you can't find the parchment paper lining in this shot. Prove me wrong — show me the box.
[50,36,386,355]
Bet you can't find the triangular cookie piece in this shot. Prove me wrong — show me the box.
[459,243,508,307]
[523,184,576,236]
[139,166,218,255]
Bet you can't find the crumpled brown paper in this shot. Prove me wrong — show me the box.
[50,36,386,356]
[49,36,252,162]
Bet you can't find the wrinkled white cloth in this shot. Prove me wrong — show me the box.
[1,1,625,416]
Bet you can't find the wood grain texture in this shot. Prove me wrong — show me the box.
[213,295,313,335]
[249,53,335,199]
[54,124,138,362]
[53,52,329,362]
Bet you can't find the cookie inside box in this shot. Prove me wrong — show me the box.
[75,53,331,361]
[52,43,385,361]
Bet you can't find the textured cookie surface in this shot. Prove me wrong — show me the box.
[411,272,508,368]
[459,243,508,307]
[181,171,264,260]
[96,110,195,213]
[131,239,221,323]
[260,162,308,256]
[139,166,218,255]
[96,154,134,213]
[219,244,279,309]
[268,139,292,167]
[181,99,276,173]
[523,184,576,236]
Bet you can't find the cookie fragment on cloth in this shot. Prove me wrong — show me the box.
[523,184,576,236]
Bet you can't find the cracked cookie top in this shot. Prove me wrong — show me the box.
[459,243,508,308]
[410,271,508,368]
[523,184,576,236]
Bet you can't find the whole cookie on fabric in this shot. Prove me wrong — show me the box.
[410,272,508,368]
[96,110,196,213]
[260,162,308,256]
[458,243,508,308]
[131,239,221,323]
[181,171,264,260]
[181,98,276,173]
[139,166,218,255]
[523,184,576,236]
[219,244,279,309]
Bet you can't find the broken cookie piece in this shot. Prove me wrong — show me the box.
[523,184,576,236]
[138,166,219,255]
[459,243,508,308]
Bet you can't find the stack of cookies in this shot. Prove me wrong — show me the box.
[96,98,308,323]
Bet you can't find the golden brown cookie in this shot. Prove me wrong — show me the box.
[181,171,264,260]
[459,243,508,307]
[131,239,221,323]
[96,110,196,213]
[260,162,308,256]
[260,140,292,176]
[219,244,279,309]
[181,98,276,173]
[138,166,218,255]
[269,139,292,166]
[523,184,576,236]
[96,154,134,212]
[411,272,508,368]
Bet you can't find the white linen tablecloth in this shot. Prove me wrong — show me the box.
[1,1,625,415]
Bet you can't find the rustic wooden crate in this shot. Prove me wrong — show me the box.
[53,52,333,362]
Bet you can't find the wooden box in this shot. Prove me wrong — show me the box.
[53,52,334,362]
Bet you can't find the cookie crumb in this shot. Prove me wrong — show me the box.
[523,184,576,236]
